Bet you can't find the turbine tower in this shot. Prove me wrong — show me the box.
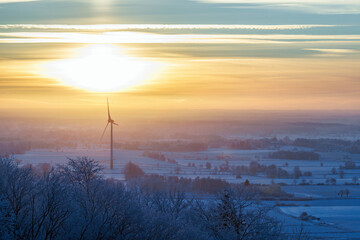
[101,98,118,169]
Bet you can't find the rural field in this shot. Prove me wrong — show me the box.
[14,146,360,239]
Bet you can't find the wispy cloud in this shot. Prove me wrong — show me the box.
[305,48,359,54]
[195,0,360,14]
[197,0,360,3]
[0,0,37,3]
[0,32,359,44]
[0,32,287,44]
[0,24,337,31]
[304,48,360,57]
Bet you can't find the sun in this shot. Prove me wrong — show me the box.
[42,44,162,92]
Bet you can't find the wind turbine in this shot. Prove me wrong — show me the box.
[101,98,118,170]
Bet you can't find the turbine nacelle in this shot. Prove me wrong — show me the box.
[108,119,119,126]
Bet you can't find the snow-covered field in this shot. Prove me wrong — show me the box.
[15,148,360,184]
[275,199,360,239]
[14,148,360,239]
[282,185,360,198]
[269,204,360,239]
[15,149,172,180]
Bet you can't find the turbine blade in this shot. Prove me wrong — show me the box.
[100,122,110,141]
[113,122,119,126]
[107,97,111,120]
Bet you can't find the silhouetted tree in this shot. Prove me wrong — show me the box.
[326,178,336,185]
[195,188,283,240]
[339,169,345,179]
[352,176,358,184]
[338,190,344,198]
[293,166,302,179]
[344,161,356,169]
[123,162,145,180]
[58,157,103,187]
[244,180,250,187]
[0,156,297,240]
[206,162,212,170]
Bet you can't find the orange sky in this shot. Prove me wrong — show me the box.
[0,2,359,117]
[1,39,359,116]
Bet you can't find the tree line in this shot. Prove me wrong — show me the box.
[0,156,307,240]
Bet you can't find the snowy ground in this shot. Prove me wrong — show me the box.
[265,198,360,239]
[268,204,360,240]
[15,148,360,239]
[15,147,360,184]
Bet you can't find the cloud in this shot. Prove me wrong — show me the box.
[0,31,359,44]
[0,0,357,27]
[195,0,360,14]
[0,0,38,3]
[305,48,359,54]
[0,24,336,31]
[304,48,360,57]
[0,32,287,44]
[197,0,360,3]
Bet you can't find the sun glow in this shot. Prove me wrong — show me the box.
[42,44,163,92]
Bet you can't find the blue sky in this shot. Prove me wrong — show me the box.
[0,0,359,25]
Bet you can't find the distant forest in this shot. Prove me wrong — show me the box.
[0,142,30,155]
[294,138,360,153]
[269,151,320,161]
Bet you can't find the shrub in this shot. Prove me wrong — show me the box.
[123,162,145,180]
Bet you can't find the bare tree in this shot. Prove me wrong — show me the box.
[143,190,192,220]
[0,193,15,240]
[57,157,103,188]
[0,157,71,240]
[123,162,145,180]
[0,157,36,239]
[195,188,283,240]
[0,156,301,240]
[290,223,311,240]
[352,176,358,184]
[338,190,344,198]
[339,169,345,179]
[35,171,70,240]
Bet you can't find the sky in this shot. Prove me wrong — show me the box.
[0,0,360,118]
